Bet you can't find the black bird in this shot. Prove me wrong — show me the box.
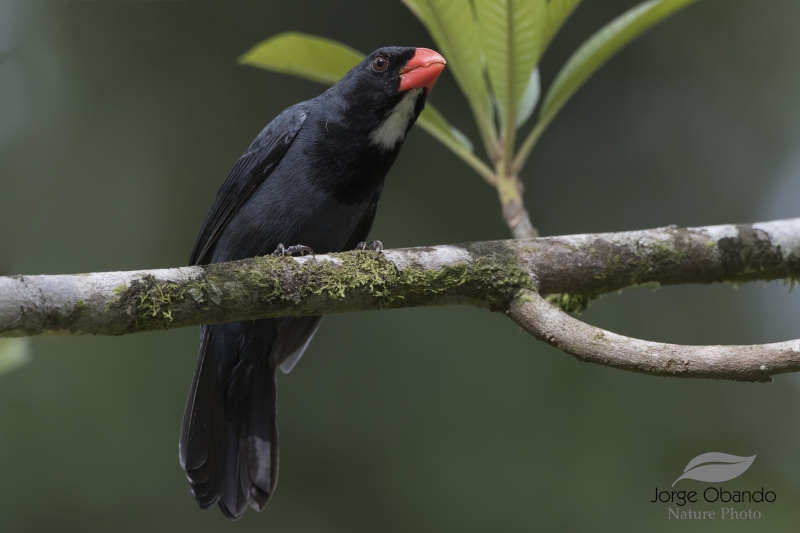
[179,46,446,519]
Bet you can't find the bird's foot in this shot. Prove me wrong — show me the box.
[355,240,383,252]
[272,243,315,257]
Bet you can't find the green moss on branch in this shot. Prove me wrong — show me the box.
[108,249,535,332]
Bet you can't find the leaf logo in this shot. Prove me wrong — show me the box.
[672,453,756,487]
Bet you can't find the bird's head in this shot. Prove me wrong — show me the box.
[361,46,446,96]
[332,46,446,151]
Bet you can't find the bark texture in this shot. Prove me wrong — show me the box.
[1,218,799,381]
[509,289,800,382]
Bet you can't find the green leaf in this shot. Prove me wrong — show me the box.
[473,0,547,133]
[515,68,540,127]
[239,32,363,85]
[401,0,495,142]
[539,0,699,127]
[240,32,473,156]
[542,0,583,51]
[0,338,31,377]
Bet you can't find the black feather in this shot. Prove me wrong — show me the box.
[188,106,306,267]
[180,45,431,519]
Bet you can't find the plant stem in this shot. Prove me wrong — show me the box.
[496,158,539,239]
[459,149,498,187]
[512,116,550,173]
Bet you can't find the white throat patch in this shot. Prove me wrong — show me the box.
[369,88,422,151]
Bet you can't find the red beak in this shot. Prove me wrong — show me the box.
[399,48,446,94]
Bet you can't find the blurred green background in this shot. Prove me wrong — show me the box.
[1,0,799,531]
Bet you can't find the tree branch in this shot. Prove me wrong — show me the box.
[2,218,799,381]
[508,289,800,383]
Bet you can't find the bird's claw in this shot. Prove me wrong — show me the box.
[272,243,315,257]
[355,240,383,252]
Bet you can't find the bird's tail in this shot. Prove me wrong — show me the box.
[179,323,279,520]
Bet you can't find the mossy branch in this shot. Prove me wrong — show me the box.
[2,218,799,381]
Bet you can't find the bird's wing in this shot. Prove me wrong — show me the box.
[189,105,307,266]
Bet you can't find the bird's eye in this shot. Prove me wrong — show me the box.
[372,55,389,72]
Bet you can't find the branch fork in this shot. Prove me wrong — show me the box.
[2,218,799,382]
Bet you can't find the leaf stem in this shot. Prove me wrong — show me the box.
[502,1,517,175]
[461,149,498,186]
[474,111,500,162]
[512,115,550,172]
